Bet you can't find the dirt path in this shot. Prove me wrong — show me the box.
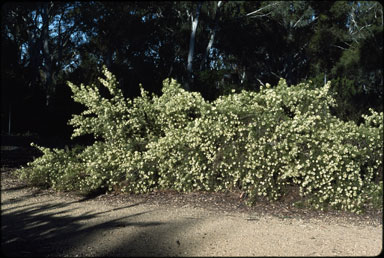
[1,169,382,257]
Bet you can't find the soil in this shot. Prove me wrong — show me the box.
[1,147,383,257]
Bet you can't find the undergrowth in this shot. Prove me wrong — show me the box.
[15,67,383,214]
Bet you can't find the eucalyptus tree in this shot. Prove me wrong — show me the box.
[1,2,83,135]
[307,1,383,122]
[68,1,175,98]
[213,1,316,90]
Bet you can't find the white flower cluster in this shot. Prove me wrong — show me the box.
[15,68,383,213]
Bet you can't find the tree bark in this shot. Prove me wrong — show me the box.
[200,1,222,71]
[186,2,202,91]
[25,10,42,87]
[41,2,53,106]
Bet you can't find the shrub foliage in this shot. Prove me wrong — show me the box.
[16,67,383,213]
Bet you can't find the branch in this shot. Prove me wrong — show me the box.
[271,72,281,79]
[257,78,265,86]
[332,44,347,50]
[246,2,278,17]
[248,11,273,18]
[292,14,304,28]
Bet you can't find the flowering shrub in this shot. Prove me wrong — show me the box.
[15,67,383,213]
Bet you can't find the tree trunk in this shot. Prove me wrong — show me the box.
[186,2,202,91]
[26,10,42,87]
[8,104,11,135]
[200,1,222,71]
[41,2,53,106]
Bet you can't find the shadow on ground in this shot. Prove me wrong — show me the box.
[1,189,199,257]
[98,215,202,257]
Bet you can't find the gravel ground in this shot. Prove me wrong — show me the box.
[1,168,382,257]
[1,147,383,256]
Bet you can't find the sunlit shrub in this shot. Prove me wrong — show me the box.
[15,67,383,213]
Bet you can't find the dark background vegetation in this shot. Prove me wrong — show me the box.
[1,1,383,143]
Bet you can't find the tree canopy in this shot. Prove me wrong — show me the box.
[1,1,382,137]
